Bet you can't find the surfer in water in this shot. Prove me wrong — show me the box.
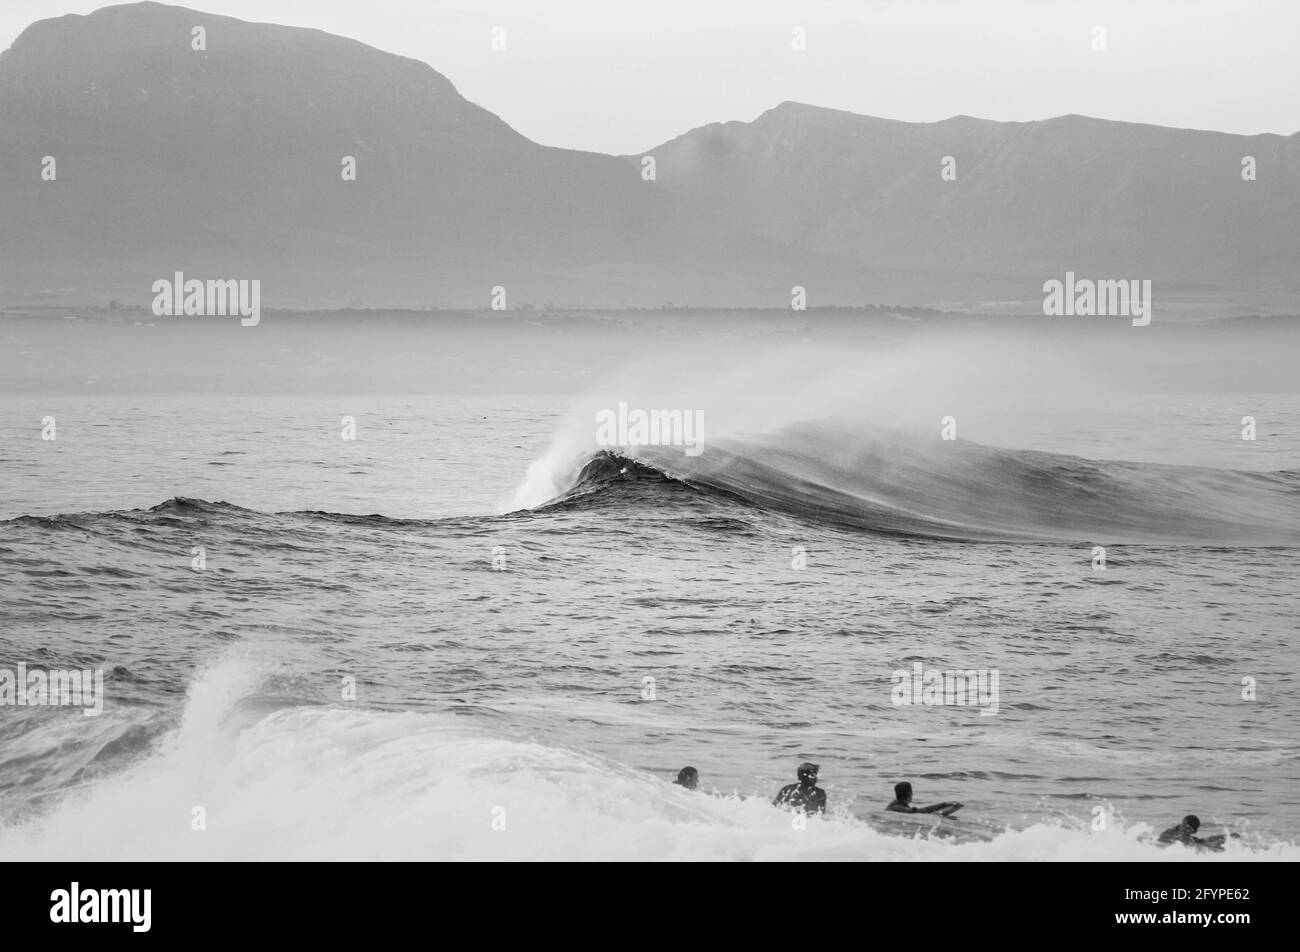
[673,766,699,790]
[773,762,827,815]
[1157,815,1233,851]
[886,781,963,816]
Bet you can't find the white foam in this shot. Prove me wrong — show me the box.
[1,658,1292,861]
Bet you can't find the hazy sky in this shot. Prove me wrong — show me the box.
[3,0,1297,153]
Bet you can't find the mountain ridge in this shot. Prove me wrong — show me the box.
[1,2,1295,309]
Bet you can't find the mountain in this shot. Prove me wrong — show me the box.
[0,3,1296,309]
[635,102,1300,294]
[0,2,809,307]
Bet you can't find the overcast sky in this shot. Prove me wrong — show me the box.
[4,0,1296,153]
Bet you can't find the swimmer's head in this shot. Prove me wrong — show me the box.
[675,766,699,790]
[797,762,819,784]
[1183,815,1200,832]
[894,781,913,803]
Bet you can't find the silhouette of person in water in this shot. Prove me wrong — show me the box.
[773,762,827,815]
[886,781,963,816]
[1156,814,1233,851]
[673,766,699,791]
[1158,814,1202,845]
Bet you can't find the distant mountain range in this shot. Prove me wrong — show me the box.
[1,2,1296,309]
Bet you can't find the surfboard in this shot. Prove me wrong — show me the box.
[864,809,996,843]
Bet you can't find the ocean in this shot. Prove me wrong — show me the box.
[1,314,1298,860]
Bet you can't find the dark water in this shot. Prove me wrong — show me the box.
[1,392,1297,859]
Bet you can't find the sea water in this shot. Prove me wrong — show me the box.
[1,317,1297,861]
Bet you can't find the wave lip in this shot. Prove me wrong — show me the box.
[541,424,1300,546]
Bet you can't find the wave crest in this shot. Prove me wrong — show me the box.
[532,424,1300,545]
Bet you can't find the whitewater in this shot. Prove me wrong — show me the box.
[0,656,1291,861]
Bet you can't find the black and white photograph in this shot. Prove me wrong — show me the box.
[0,0,1296,908]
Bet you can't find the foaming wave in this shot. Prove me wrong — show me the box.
[521,422,1300,545]
[0,659,1293,860]
[507,331,1300,543]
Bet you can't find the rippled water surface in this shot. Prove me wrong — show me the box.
[2,386,1297,859]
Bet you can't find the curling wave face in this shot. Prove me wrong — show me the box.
[529,422,1300,546]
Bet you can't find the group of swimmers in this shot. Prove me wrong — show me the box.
[672,763,1230,850]
[672,762,959,817]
